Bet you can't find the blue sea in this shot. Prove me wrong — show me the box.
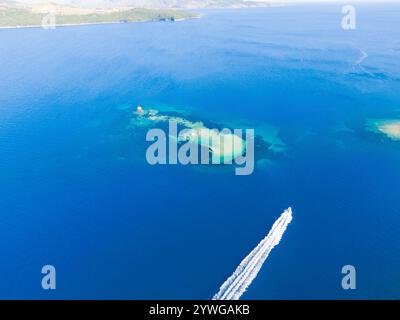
[1,4,400,299]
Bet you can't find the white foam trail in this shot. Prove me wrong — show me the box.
[356,48,368,65]
[213,207,293,300]
[355,48,373,76]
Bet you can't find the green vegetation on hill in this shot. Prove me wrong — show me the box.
[0,6,196,28]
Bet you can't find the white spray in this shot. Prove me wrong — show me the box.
[213,207,293,300]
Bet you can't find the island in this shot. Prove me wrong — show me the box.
[0,1,198,29]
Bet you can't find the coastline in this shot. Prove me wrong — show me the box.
[0,16,198,30]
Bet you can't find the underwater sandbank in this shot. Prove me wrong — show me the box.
[129,105,286,164]
[367,119,400,141]
[131,107,245,160]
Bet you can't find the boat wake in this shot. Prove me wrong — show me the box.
[213,207,293,300]
[355,48,373,76]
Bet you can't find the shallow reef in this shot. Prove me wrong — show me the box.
[129,105,287,164]
[366,118,400,141]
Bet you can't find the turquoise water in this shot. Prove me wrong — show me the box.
[0,4,400,299]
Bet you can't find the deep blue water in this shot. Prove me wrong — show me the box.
[1,4,400,299]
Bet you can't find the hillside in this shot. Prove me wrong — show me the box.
[0,1,198,27]
[6,0,273,9]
